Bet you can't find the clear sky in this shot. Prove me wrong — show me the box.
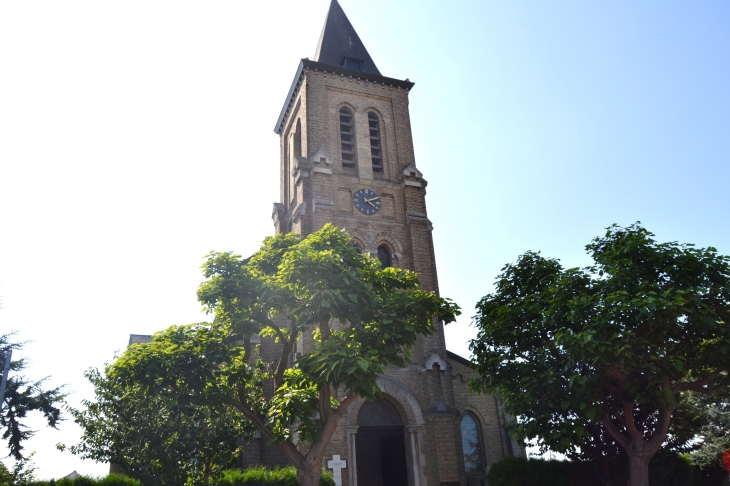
[1,0,729,479]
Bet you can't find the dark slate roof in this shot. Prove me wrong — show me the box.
[313,0,381,75]
[447,350,474,368]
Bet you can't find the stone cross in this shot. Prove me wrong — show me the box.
[327,454,346,486]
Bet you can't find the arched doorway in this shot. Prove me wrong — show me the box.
[356,398,409,486]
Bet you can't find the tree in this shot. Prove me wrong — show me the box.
[65,366,249,486]
[102,224,459,486]
[469,224,730,486]
[0,334,65,461]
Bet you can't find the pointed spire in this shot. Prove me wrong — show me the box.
[314,0,381,75]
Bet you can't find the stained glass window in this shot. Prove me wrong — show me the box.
[460,414,484,473]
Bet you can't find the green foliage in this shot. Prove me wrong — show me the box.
[1,334,66,460]
[213,467,334,486]
[684,389,730,469]
[470,224,730,466]
[0,455,37,485]
[25,473,140,486]
[65,362,248,486]
[71,224,458,485]
[485,457,593,486]
[485,455,725,486]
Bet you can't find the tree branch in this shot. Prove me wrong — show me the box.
[317,392,358,446]
[268,323,287,343]
[622,400,642,441]
[319,384,334,421]
[320,319,331,342]
[226,398,272,440]
[601,417,630,450]
[706,375,730,395]
[673,369,727,394]
[603,365,626,386]
[646,405,672,455]
[274,323,299,389]
[332,391,358,417]
[225,397,303,466]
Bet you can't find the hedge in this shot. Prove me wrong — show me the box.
[27,474,141,486]
[485,456,727,486]
[214,467,335,486]
[23,467,335,486]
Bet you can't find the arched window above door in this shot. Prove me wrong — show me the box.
[357,398,402,427]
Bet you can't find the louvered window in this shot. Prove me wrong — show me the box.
[339,108,356,168]
[368,112,383,173]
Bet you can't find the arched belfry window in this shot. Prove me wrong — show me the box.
[377,245,391,269]
[368,112,383,173]
[460,413,485,477]
[339,108,356,169]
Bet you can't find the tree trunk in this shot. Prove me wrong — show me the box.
[628,453,650,486]
[298,449,324,486]
[297,461,322,486]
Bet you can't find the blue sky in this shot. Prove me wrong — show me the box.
[1,0,729,479]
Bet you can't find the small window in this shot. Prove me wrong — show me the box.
[294,118,302,157]
[344,57,363,71]
[461,414,485,475]
[377,245,391,269]
[339,108,356,169]
[368,112,383,173]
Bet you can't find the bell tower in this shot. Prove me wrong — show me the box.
[272,0,441,340]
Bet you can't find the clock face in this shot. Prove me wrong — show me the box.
[353,188,381,215]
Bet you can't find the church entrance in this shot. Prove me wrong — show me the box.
[356,398,409,486]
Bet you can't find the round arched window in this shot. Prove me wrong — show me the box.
[460,414,484,473]
[377,245,391,268]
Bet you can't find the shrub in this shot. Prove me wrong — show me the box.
[485,457,596,486]
[213,466,334,486]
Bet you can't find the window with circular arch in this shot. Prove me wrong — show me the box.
[460,413,485,476]
[377,245,391,269]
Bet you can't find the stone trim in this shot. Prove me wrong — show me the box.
[420,353,448,374]
[375,375,425,426]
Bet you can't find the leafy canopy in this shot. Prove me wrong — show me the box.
[470,224,730,460]
[65,361,248,486]
[78,224,458,485]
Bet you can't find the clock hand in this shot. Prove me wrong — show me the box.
[363,197,380,205]
[365,199,376,207]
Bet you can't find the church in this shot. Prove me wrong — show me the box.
[130,1,524,484]
[252,1,525,485]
